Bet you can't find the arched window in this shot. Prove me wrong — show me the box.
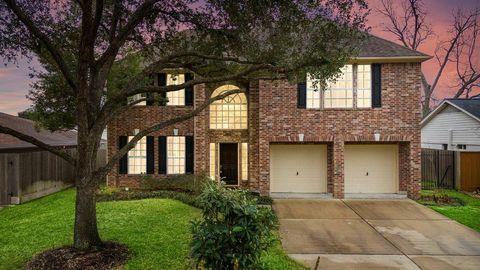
[209,85,247,129]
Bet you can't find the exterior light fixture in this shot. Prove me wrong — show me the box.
[173,128,179,136]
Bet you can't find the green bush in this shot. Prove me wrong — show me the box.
[190,182,277,270]
[139,174,210,194]
[96,190,200,208]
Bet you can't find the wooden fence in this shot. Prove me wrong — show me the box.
[460,152,480,192]
[421,149,456,190]
[0,147,107,205]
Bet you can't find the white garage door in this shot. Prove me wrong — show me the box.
[345,144,398,194]
[270,144,327,193]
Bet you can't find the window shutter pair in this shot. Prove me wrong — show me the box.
[296,64,382,108]
[158,136,194,174]
[118,136,154,174]
[158,73,194,106]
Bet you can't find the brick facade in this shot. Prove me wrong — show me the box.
[107,62,422,199]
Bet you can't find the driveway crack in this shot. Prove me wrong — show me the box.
[340,199,424,270]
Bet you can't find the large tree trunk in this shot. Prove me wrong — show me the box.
[73,121,104,251]
[74,176,102,251]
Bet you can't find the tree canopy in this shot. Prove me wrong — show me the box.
[0,0,369,251]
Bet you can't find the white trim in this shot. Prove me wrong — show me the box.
[421,100,480,127]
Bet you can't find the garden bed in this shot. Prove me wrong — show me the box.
[26,241,128,270]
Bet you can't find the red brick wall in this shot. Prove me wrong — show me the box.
[256,62,422,198]
[107,62,422,199]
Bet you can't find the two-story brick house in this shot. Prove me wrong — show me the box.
[107,35,430,199]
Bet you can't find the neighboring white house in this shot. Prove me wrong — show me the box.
[421,99,480,152]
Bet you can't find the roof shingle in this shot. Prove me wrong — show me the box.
[0,112,77,150]
[357,34,430,59]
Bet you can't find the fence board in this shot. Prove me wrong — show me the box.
[460,152,480,192]
[421,149,455,190]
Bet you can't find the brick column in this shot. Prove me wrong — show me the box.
[194,84,208,175]
[333,140,345,199]
[409,139,421,199]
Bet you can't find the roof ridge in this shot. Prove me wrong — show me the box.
[365,33,430,57]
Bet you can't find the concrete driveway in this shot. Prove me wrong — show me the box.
[274,199,480,270]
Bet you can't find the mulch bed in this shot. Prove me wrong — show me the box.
[26,241,129,270]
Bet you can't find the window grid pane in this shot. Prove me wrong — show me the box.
[166,74,185,106]
[209,85,248,129]
[209,143,216,179]
[324,65,354,108]
[128,93,147,106]
[241,143,248,181]
[306,75,321,108]
[357,65,372,108]
[167,136,185,174]
[127,136,147,174]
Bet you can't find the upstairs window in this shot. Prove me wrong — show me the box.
[166,74,185,106]
[128,93,147,106]
[324,65,353,108]
[210,85,248,129]
[357,65,372,108]
[305,64,373,109]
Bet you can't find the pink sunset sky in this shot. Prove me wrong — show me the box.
[0,0,479,115]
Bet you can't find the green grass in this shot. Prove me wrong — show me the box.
[0,189,305,270]
[419,190,480,232]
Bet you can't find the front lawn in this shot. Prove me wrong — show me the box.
[419,190,480,232]
[0,189,305,269]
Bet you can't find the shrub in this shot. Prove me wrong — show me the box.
[97,185,119,196]
[96,190,200,208]
[139,174,210,194]
[190,182,277,270]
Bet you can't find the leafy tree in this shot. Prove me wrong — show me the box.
[0,0,368,251]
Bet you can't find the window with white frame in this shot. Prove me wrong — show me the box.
[324,65,353,108]
[209,85,248,129]
[128,93,147,106]
[209,143,216,179]
[127,136,147,174]
[167,136,185,174]
[357,65,372,108]
[166,74,185,106]
[306,75,321,109]
[241,143,248,181]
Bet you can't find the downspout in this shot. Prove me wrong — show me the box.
[448,129,453,150]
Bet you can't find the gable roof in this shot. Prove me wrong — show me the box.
[421,99,480,126]
[355,34,431,62]
[0,112,77,151]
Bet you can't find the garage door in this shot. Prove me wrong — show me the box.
[270,144,327,193]
[345,144,398,194]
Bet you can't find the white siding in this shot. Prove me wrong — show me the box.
[422,105,480,151]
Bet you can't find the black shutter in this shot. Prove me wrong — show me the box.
[118,136,128,174]
[185,73,194,106]
[372,64,382,108]
[146,75,154,105]
[158,136,167,174]
[146,93,154,106]
[297,82,306,108]
[146,136,154,174]
[185,136,194,174]
[158,73,167,106]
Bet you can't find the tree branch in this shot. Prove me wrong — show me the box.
[94,88,244,179]
[3,0,77,91]
[0,124,77,165]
